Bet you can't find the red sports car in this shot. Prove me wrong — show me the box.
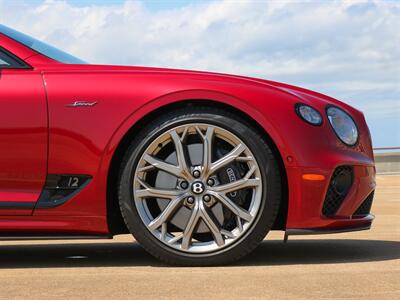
[0,25,375,265]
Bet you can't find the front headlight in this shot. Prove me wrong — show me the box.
[295,104,322,125]
[327,106,358,146]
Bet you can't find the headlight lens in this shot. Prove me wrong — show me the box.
[327,106,358,146]
[295,104,322,125]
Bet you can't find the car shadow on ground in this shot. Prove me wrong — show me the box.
[0,239,399,268]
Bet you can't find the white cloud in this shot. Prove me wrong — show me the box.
[0,0,399,146]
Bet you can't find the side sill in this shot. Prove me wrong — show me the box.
[0,234,113,241]
[0,202,36,209]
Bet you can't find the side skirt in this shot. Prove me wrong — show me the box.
[0,234,112,241]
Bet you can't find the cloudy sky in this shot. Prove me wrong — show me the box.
[1,0,399,148]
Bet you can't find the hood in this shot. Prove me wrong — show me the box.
[37,62,359,114]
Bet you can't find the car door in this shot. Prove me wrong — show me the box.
[0,48,48,215]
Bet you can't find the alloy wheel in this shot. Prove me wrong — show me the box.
[133,123,263,253]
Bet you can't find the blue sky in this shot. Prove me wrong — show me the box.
[0,0,399,148]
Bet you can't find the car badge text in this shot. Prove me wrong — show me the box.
[66,101,98,107]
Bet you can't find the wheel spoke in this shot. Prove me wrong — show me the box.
[195,126,214,174]
[236,156,254,162]
[170,130,190,178]
[209,191,252,222]
[137,165,155,172]
[199,202,224,246]
[182,201,225,249]
[142,153,185,179]
[148,194,187,231]
[209,143,247,174]
[212,178,260,194]
[168,233,183,245]
[236,216,243,232]
[210,165,260,194]
[136,178,182,199]
[161,223,167,241]
[181,202,201,250]
[221,229,236,239]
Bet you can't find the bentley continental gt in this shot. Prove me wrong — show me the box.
[0,24,376,265]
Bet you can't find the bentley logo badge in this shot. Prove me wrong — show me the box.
[66,101,98,107]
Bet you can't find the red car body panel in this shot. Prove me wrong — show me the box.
[0,33,375,236]
[0,69,48,216]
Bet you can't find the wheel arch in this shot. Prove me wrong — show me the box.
[106,97,289,235]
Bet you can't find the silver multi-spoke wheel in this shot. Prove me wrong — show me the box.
[133,123,263,253]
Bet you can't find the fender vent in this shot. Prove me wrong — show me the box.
[322,166,353,217]
[37,175,91,208]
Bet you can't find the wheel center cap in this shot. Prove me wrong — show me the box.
[191,181,205,195]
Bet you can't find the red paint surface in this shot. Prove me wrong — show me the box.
[0,33,375,235]
[0,69,47,215]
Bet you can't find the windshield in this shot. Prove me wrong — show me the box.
[0,24,86,64]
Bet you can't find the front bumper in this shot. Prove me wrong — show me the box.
[286,163,376,232]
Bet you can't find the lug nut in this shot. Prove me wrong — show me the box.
[180,181,189,189]
[207,178,215,186]
[187,196,195,204]
[193,170,201,178]
[203,195,211,202]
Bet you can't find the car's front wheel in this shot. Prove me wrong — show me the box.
[118,106,282,266]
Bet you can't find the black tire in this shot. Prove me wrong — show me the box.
[118,106,282,266]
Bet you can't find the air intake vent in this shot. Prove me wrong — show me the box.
[322,166,353,217]
[353,191,374,217]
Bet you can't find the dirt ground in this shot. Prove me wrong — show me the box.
[0,175,398,299]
